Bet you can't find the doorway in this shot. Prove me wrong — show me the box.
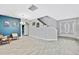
[22,25,24,35]
[22,22,29,36]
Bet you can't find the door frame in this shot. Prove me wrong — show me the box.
[24,22,29,36]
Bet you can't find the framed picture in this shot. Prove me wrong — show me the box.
[11,21,17,27]
[4,21,10,27]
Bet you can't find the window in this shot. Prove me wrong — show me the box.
[32,22,35,26]
[36,22,40,28]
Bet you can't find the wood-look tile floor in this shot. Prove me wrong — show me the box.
[0,36,79,55]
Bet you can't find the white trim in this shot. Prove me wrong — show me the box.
[29,35,57,41]
[58,34,77,39]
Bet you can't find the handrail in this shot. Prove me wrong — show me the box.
[37,18,47,25]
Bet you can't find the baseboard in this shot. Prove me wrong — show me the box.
[58,35,79,39]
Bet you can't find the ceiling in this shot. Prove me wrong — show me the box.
[0,4,79,20]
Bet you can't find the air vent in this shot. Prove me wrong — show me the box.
[28,5,38,11]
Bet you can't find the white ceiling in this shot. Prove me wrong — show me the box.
[0,4,79,20]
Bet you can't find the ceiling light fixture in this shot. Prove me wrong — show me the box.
[28,5,38,11]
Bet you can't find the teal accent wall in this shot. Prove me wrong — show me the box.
[0,15,21,36]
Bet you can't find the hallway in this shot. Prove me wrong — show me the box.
[0,36,79,55]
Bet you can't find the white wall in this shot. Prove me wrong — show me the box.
[39,16,57,28]
[58,17,79,39]
[29,19,57,41]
